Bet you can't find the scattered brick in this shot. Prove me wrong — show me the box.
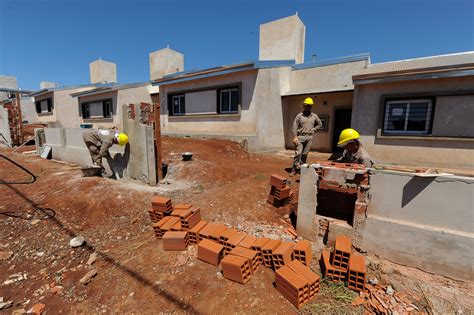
[275,265,310,309]
[163,231,189,251]
[348,253,367,292]
[171,221,182,231]
[189,221,208,244]
[293,240,312,266]
[181,207,201,229]
[198,222,220,241]
[320,249,347,282]
[225,232,247,254]
[238,235,257,249]
[161,216,181,232]
[287,260,320,298]
[197,239,225,266]
[332,235,352,270]
[152,216,173,238]
[207,223,227,243]
[272,242,294,269]
[219,228,238,245]
[261,239,282,268]
[250,238,270,263]
[270,174,288,189]
[221,254,252,284]
[230,246,260,273]
[151,196,173,212]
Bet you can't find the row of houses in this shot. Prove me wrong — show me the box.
[1,14,473,168]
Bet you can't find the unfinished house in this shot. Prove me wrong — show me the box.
[351,51,474,168]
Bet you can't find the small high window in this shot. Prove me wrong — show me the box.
[81,99,112,119]
[170,94,185,116]
[35,98,53,114]
[383,99,433,135]
[218,87,240,114]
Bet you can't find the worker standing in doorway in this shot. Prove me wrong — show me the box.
[336,128,374,167]
[82,128,129,172]
[290,97,322,176]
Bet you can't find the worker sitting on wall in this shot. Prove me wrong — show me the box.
[290,97,323,176]
[82,128,129,173]
[336,128,374,168]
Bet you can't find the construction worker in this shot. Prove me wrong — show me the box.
[336,128,374,167]
[82,128,129,170]
[290,97,322,176]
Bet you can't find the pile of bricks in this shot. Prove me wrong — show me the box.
[267,174,295,207]
[320,235,367,293]
[352,284,422,313]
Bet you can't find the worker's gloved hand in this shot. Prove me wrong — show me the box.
[292,137,299,145]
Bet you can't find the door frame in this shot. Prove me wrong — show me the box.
[330,105,353,152]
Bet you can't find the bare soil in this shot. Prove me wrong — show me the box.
[1,137,472,314]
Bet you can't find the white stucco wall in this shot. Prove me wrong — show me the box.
[352,76,474,167]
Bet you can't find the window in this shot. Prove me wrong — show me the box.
[169,94,185,115]
[383,99,433,135]
[35,98,53,114]
[81,99,112,119]
[218,87,240,114]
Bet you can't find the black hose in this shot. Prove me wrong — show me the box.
[0,154,37,184]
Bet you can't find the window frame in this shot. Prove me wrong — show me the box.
[35,97,53,114]
[81,98,113,119]
[217,86,240,114]
[168,94,186,116]
[382,98,435,136]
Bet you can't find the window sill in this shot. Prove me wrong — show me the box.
[168,113,241,119]
[376,130,474,141]
[37,112,53,116]
[83,118,114,123]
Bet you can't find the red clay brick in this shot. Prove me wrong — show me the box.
[220,228,238,245]
[198,222,219,240]
[272,242,294,269]
[152,216,173,238]
[238,235,257,249]
[161,216,180,232]
[261,239,282,268]
[320,249,347,282]
[250,238,270,263]
[332,235,352,270]
[287,260,320,298]
[197,239,224,266]
[274,187,292,201]
[171,209,192,218]
[221,254,252,284]
[348,254,367,292]
[189,220,208,244]
[225,232,247,254]
[151,197,173,212]
[293,240,312,266]
[163,231,189,251]
[270,174,288,189]
[171,221,182,231]
[275,265,310,309]
[230,246,260,273]
[181,208,201,229]
[174,203,193,210]
[208,223,227,243]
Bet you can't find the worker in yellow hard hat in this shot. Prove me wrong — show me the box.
[336,128,374,167]
[290,97,322,176]
[82,128,129,174]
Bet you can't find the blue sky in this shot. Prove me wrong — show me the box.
[0,0,473,90]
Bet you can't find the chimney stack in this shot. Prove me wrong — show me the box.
[89,59,117,84]
[40,81,59,89]
[149,47,184,80]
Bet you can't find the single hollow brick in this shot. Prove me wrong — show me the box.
[208,223,227,243]
[272,242,294,269]
[152,216,173,238]
[198,222,219,240]
[270,174,287,189]
[225,232,247,254]
[320,249,347,282]
[161,216,180,232]
[174,203,192,210]
[275,265,310,309]
[332,235,352,270]
[220,228,238,245]
[348,254,367,292]
[170,209,191,218]
[182,208,201,229]
[189,220,208,244]
[287,260,320,298]
[293,240,312,266]
[163,231,189,251]
[171,221,182,231]
[274,187,292,201]
[151,196,172,207]
[251,238,270,263]
[230,246,260,273]
[221,254,252,284]
[238,235,257,249]
[197,239,224,266]
[261,239,282,268]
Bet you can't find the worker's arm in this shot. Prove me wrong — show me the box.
[291,115,300,144]
[360,157,374,168]
[98,139,114,159]
[336,150,347,162]
[312,115,323,132]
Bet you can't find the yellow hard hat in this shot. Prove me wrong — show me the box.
[303,97,314,106]
[337,128,360,147]
[117,132,129,146]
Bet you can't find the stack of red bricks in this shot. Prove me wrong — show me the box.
[320,235,367,293]
[267,174,295,207]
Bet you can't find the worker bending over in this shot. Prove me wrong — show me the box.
[82,128,129,170]
[336,128,374,167]
[290,97,322,176]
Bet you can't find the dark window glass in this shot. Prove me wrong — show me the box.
[407,102,429,131]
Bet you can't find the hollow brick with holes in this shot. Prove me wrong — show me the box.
[270,174,288,189]
[238,235,257,249]
[198,222,219,241]
[347,253,367,292]
[320,249,347,282]
[207,223,227,243]
[152,216,173,238]
[197,239,225,266]
[275,265,311,309]
[287,260,320,298]
[188,220,208,244]
[225,232,247,254]
[332,235,352,271]
[230,246,260,273]
[261,239,282,268]
[181,208,201,229]
[272,242,294,270]
[250,238,270,263]
[219,228,238,245]
[173,203,192,210]
[292,240,312,266]
[221,254,252,284]
[163,231,189,251]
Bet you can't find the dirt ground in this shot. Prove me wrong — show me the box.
[1,137,472,314]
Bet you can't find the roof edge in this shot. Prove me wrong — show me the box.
[292,53,370,70]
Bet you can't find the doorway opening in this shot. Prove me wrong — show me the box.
[332,108,352,152]
[316,189,357,226]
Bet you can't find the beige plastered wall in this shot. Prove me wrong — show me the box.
[352,76,474,168]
